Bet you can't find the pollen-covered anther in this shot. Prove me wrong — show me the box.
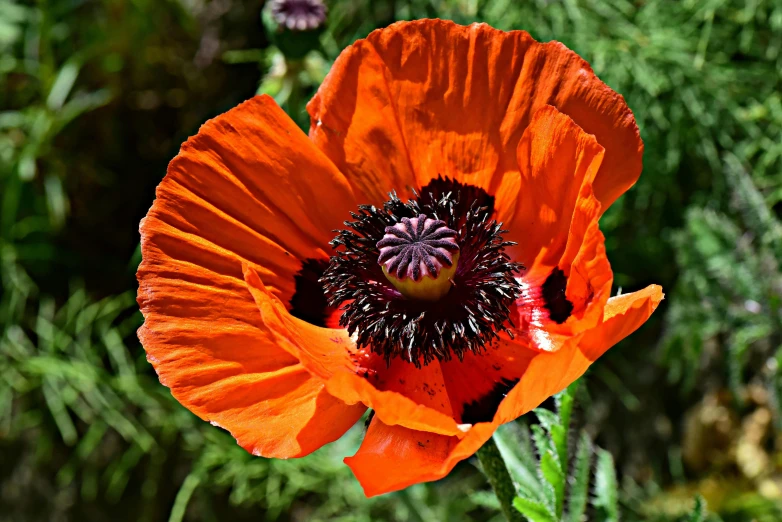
[376,215,459,301]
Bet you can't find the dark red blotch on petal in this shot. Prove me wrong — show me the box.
[460,377,520,424]
[542,267,574,324]
[289,258,332,327]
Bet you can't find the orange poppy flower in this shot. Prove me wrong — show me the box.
[137,19,663,496]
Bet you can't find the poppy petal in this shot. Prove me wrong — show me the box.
[508,105,604,268]
[515,219,613,353]
[326,360,467,437]
[138,238,364,458]
[495,284,664,423]
[439,341,536,425]
[243,264,357,380]
[345,416,497,497]
[138,94,365,458]
[509,106,613,352]
[307,19,642,216]
[579,284,666,361]
[244,265,466,437]
[148,94,358,306]
[346,286,662,495]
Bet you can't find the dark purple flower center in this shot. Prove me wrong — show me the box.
[377,215,458,281]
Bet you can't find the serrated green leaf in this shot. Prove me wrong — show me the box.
[540,450,565,517]
[513,496,557,522]
[565,432,592,522]
[534,408,560,435]
[553,385,576,469]
[517,424,542,472]
[494,423,543,502]
[537,470,557,514]
[593,449,619,522]
[531,423,555,460]
[555,381,579,433]
[550,424,567,470]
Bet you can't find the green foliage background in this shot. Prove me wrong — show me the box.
[1,0,782,520]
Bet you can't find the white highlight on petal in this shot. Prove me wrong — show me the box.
[518,277,555,352]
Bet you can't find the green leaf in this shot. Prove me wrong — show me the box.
[168,470,202,522]
[513,496,557,522]
[593,449,619,522]
[550,424,567,468]
[42,380,77,445]
[494,423,543,501]
[55,89,112,133]
[537,472,557,515]
[534,408,560,434]
[553,382,578,468]
[540,450,565,518]
[47,60,80,111]
[565,432,592,522]
[531,423,555,461]
[517,424,542,472]
[723,154,782,260]
[555,381,579,432]
[44,175,68,230]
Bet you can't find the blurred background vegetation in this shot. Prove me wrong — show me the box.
[1,0,781,520]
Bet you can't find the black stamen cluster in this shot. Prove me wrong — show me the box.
[321,178,524,366]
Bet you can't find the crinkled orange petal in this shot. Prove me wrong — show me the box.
[437,283,662,428]
[243,265,467,437]
[352,355,458,424]
[345,416,497,497]
[508,105,604,268]
[515,219,613,353]
[579,285,666,361]
[438,224,610,422]
[307,19,642,216]
[509,106,613,351]
[138,94,365,458]
[138,249,364,457]
[243,265,357,380]
[346,286,663,495]
[496,284,664,423]
[146,94,358,304]
[326,358,468,437]
[439,341,536,425]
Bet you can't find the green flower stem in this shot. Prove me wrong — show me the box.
[476,436,524,522]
